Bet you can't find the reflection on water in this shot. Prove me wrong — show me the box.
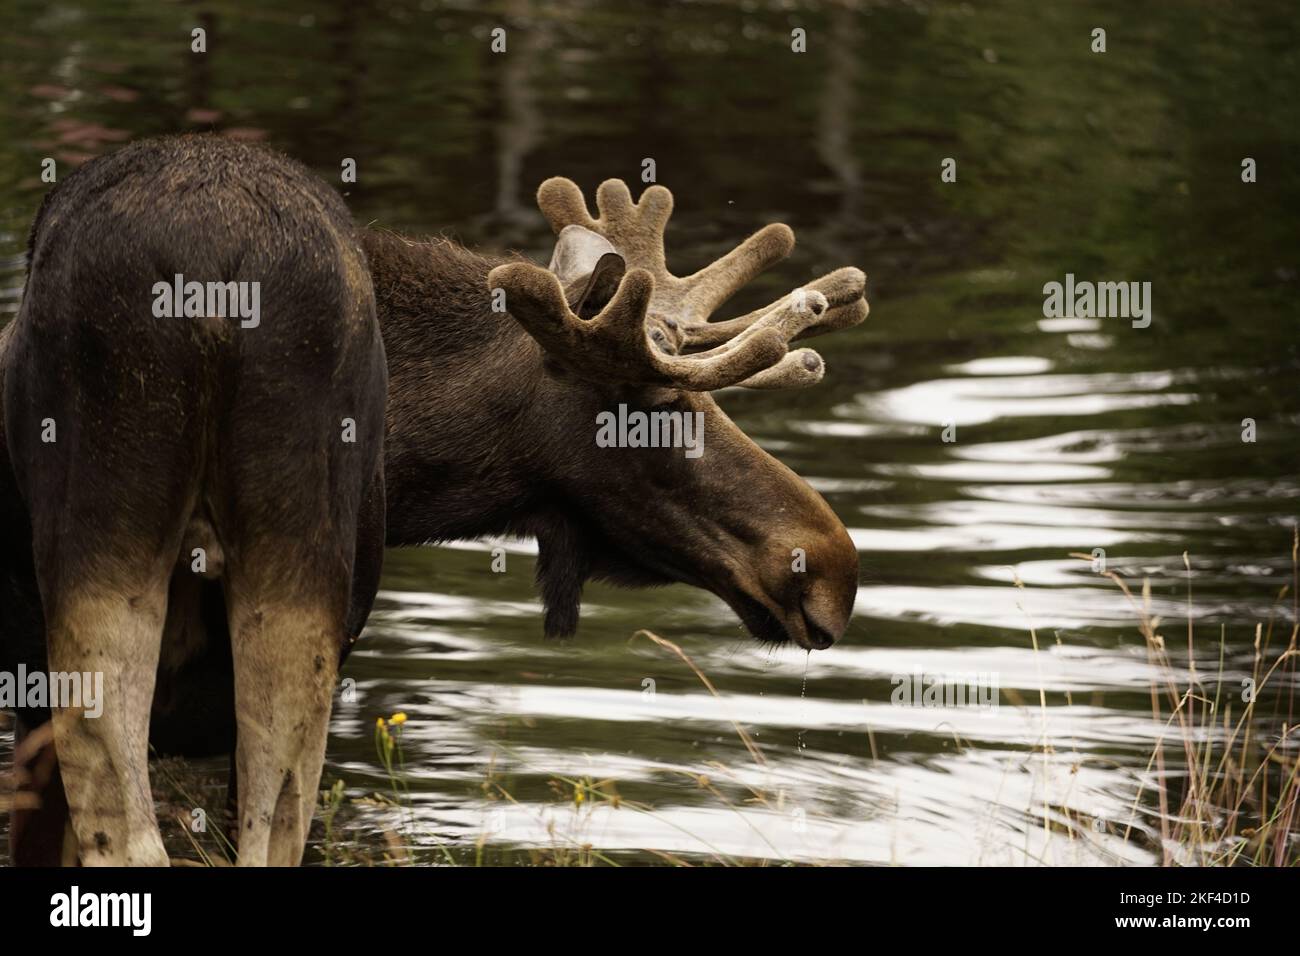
[1,0,1297,865]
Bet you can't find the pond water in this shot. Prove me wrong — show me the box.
[1,0,1297,865]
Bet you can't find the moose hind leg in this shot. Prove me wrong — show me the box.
[44,579,170,865]
[226,563,347,867]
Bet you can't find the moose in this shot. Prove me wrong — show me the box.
[0,135,867,866]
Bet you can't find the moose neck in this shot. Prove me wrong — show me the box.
[362,229,551,548]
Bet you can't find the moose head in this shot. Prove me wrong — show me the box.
[475,178,868,649]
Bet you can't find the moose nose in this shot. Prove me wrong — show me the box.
[787,523,858,650]
[800,572,855,649]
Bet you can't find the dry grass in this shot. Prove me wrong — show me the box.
[1063,533,1299,866]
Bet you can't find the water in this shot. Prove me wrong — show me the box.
[1,0,1297,866]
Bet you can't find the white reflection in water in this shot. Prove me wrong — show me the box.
[875,460,1111,482]
[849,523,1151,552]
[944,355,1054,376]
[378,739,1161,865]
[852,583,1191,630]
[850,370,1197,427]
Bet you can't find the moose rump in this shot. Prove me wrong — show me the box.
[2,137,387,865]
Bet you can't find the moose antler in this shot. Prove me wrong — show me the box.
[488,256,831,391]
[492,177,867,390]
[538,178,863,345]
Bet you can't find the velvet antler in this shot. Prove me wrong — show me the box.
[491,178,867,390]
[488,255,831,391]
[533,177,868,389]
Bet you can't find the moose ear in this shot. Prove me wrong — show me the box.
[567,252,626,319]
[548,225,626,319]
[547,224,618,284]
